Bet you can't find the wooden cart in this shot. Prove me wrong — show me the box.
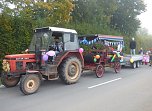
[79,34,123,77]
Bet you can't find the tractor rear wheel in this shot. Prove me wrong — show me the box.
[59,57,82,84]
[20,74,41,95]
[1,73,20,88]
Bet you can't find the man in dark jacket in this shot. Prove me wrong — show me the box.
[130,37,136,55]
[53,36,63,53]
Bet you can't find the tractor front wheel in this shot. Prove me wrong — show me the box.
[20,74,41,95]
[1,73,20,88]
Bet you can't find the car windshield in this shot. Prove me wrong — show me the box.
[29,31,52,51]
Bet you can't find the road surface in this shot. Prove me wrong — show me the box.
[0,65,152,111]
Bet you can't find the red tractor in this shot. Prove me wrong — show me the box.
[1,27,84,95]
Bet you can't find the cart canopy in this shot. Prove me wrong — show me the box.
[97,34,123,41]
[78,34,124,46]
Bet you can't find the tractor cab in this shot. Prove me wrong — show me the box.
[29,27,79,52]
[29,27,79,66]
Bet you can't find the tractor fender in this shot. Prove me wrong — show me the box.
[56,51,84,68]
[25,70,43,80]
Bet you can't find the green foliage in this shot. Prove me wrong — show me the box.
[12,17,33,52]
[136,34,152,52]
[0,14,33,59]
[1,0,74,27]
[80,44,105,55]
[72,0,103,24]
[64,22,121,36]
[0,14,14,57]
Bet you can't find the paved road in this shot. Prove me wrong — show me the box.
[0,65,152,111]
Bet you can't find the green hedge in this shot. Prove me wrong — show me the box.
[0,15,33,73]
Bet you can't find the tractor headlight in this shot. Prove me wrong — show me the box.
[2,59,10,72]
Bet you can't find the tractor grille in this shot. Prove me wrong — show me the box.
[16,61,23,70]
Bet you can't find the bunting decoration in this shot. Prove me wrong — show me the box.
[79,37,124,47]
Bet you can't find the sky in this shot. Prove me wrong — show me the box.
[138,0,152,34]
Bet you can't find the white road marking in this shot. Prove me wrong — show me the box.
[88,78,122,89]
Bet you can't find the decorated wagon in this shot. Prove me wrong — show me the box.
[78,34,123,78]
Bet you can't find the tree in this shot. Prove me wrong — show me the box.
[72,0,118,26]
[137,28,148,36]
[2,0,74,27]
[110,0,146,36]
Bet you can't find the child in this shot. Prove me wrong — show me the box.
[47,46,56,63]
[142,52,150,65]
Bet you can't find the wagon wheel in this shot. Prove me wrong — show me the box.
[136,61,140,68]
[131,62,136,69]
[114,62,121,73]
[95,65,104,78]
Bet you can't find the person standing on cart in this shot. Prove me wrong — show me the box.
[130,37,136,55]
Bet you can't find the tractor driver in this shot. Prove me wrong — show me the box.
[52,36,63,54]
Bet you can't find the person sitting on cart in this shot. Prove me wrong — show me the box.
[47,45,56,63]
